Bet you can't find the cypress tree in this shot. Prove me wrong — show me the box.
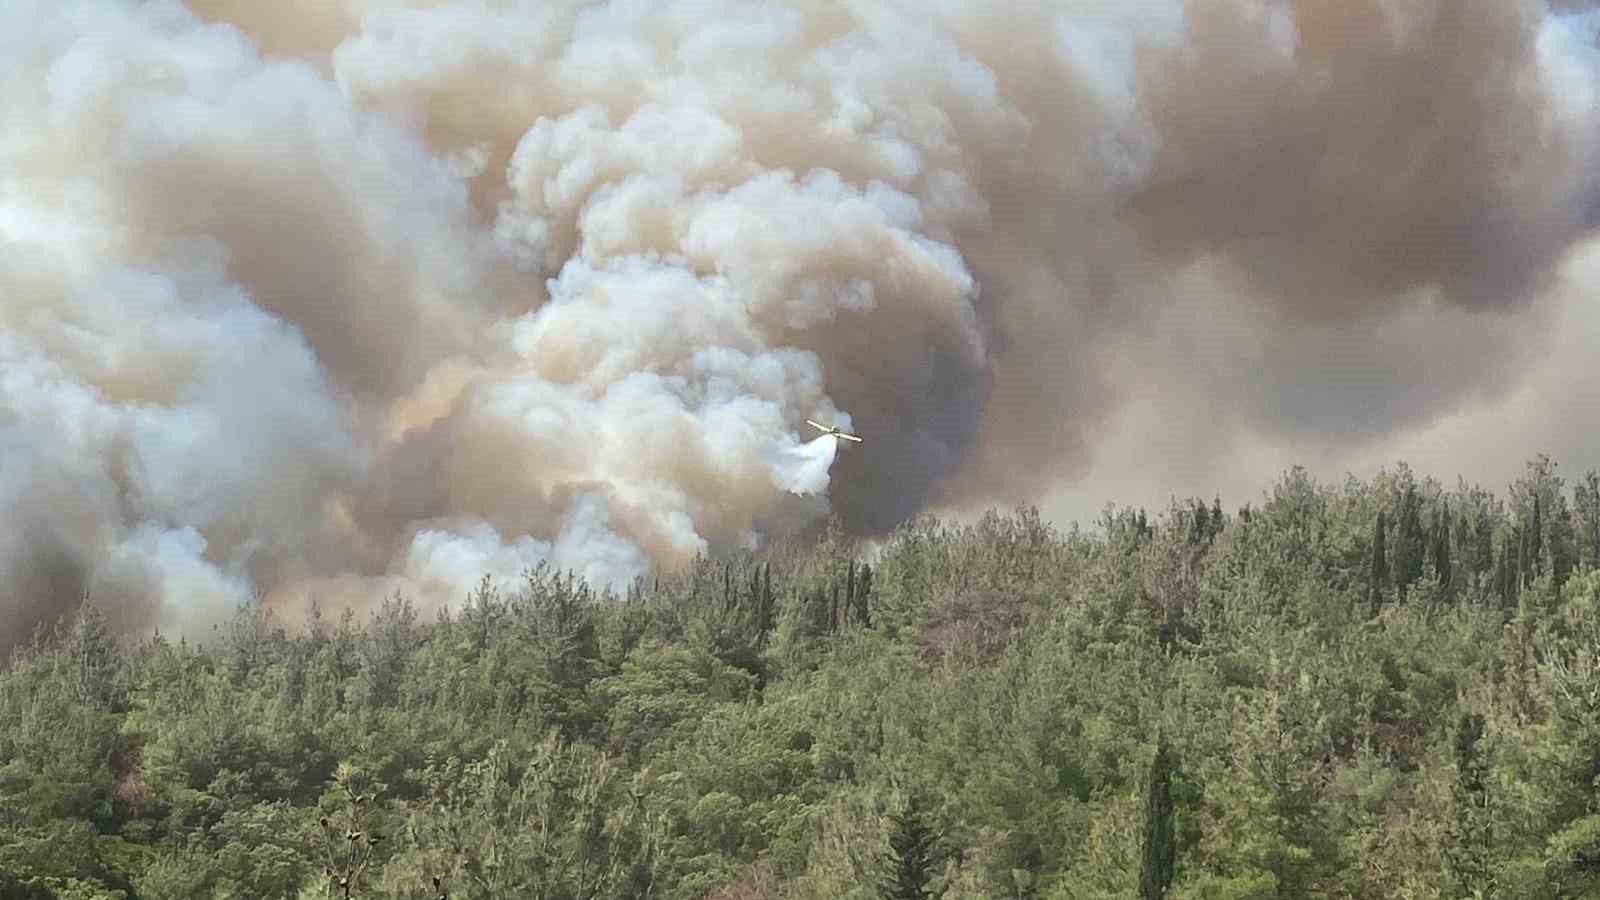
[1396,483,1425,595]
[1446,712,1492,897]
[805,587,821,635]
[855,562,874,627]
[1518,525,1530,593]
[1190,500,1210,547]
[880,796,941,900]
[1139,739,1178,900]
[1528,495,1543,579]
[1432,502,1452,596]
[1370,509,1389,616]
[1552,498,1576,589]
[1583,471,1600,569]
[1473,507,1495,581]
[846,560,857,610]
[755,564,775,645]
[1496,532,1516,609]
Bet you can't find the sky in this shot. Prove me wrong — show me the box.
[4,0,1600,647]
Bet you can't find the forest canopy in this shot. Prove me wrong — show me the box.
[4,455,1600,898]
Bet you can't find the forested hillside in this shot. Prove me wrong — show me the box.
[5,456,1600,898]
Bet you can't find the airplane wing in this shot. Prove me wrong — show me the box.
[804,418,862,442]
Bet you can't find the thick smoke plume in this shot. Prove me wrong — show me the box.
[4,0,1600,647]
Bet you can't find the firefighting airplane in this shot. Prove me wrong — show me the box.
[806,418,863,443]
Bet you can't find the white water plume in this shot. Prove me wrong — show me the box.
[766,435,841,497]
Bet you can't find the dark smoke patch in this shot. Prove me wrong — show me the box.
[1129,0,1599,318]
[0,533,91,660]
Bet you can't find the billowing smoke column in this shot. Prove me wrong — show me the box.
[4,0,1600,647]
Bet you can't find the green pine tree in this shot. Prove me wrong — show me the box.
[69,597,120,711]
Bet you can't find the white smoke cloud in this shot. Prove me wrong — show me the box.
[100,524,252,636]
[6,0,1600,645]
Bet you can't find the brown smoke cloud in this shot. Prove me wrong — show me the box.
[5,0,1600,649]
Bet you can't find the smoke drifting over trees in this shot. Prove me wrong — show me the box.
[5,0,1600,647]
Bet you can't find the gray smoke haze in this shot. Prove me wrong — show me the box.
[5,0,1600,648]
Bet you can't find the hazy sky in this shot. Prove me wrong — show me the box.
[1036,239,1600,525]
[5,0,1600,646]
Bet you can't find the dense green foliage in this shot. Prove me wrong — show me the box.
[5,455,1600,898]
